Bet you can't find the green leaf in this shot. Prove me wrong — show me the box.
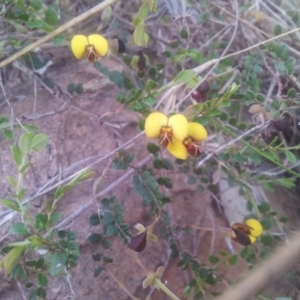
[207,108,221,116]
[153,159,163,169]
[27,19,46,29]
[0,246,26,276]
[47,252,67,276]
[31,133,48,151]
[219,100,231,107]
[1,199,20,212]
[48,212,62,225]
[173,69,197,87]
[94,266,103,277]
[228,255,238,265]
[133,22,149,47]
[37,273,48,287]
[19,133,32,155]
[263,182,274,192]
[7,176,16,189]
[36,287,46,298]
[248,153,262,164]
[13,23,28,34]
[132,2,149,26]
[261,216,273,230]
[30,0,42,10]
[45,7,58,26]
[54,186,62,200]
[89,213,100,226]
[35,214,48,230]
[11,145,22,166]
[76,84,84,94]
[67,231,77,241]
[10,223,29,235]
[258,202,271,213]
[187,176,196,185]
[101,6,112,25]
[106,224,118,236]
[88,233,103,243]
[19,161,31,174]
[147,143,160,154]
[53,35,65,46]
[67,83,75,93]
[146,80,157,93]
[108,71,123,88]
[161,158,173,170]
[180,28,188,39]
[58,230,67,239]
[101,238,111,249]
[252,64,262,73]
[92,253,102,261]
[274,62,285,72]
[4,129,13,140]
[26,260,37,267]
[186,49,202,63]
[208,255,219,264]
[274,24,282,35]
[260,234,274,246]
[103,256,113,263]
[285,150,297,164]
[287,88,296,98]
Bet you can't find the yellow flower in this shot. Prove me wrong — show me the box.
[145,112,188,159]
[71,34,109,62]
[183,122,208,156]
[167,137,188,160]
[231,219,263,246]
[144,113,209,160]
[245,218,263,238]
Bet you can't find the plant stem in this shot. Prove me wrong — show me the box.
[209,119,300,179]
[154,278,180,300]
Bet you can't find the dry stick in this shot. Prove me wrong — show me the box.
[0,0,119,69]
[217,230,300,300]
[53,155,152,231]
[196,122,268,169]
[0,132,144,224]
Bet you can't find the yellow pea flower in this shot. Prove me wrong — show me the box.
[231,219,263,246]
[245,218,263,238]
[167,137,188,160]
[145,111,188,148]
[183,122,208,156]
[71,34,109,62]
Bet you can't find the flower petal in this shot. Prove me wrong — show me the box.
[71,35,89,59]
[249,236,256,244]
[168,114,188,141]
[187,122,208,141]
[87,34,109,57]
[245,219,263,238]
[167,138,187,160]
[145,112,168,138]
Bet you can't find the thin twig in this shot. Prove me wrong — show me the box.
[52,155,152,231]
[197,122,269,169]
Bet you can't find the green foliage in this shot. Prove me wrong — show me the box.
[132,170,164,210]
[112,150,134,170]
[99,197,130,241]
